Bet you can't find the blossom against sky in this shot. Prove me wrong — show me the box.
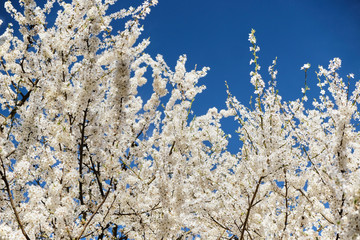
[0,0,359,151]
[138,0,360,105]
[136,0,360,151]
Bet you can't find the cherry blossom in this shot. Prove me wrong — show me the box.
[0,1,359,240]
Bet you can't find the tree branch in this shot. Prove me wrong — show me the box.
[78,101,90,206]
[0,157,30,240]
[240,176,264,240]
[75,188,111,240]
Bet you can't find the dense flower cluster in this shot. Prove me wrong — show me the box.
[0,1,359,240]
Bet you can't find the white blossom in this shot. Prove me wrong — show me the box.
[0,1,359,240]
[301,63,311,70]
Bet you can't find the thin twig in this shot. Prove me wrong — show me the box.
[75,189,111,240]
[240,176,264,240]
[0,157,31,240]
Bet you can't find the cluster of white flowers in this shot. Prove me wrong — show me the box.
[203,31,360,239]
[0,1,359,239]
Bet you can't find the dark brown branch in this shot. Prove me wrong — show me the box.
[208,212,231,231]
[78,101,90,206]
[336,193,346,240]
[75,188,111,240]
[296,188,334,225]
[169,141,176,156]
[234,218,242,234]
[240,176,264,240]
[115,201,161,217]
[3,77,40,125]
[283,168,289,235]
[89,155,104,198]
[302,147,326,185]
[0,157,30,240]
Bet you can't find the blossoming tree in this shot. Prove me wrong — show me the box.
[192,30,360,239]
[0,0,359,239]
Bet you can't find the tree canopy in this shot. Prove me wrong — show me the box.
[0,0,359,239]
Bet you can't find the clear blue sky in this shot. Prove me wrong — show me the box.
[137,0,360,106]
[138,0,360,151]
[1,0,359,151]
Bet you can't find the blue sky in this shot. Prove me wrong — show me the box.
[138,0,360,151]
[1,0,359,152]
[137,0,360,105]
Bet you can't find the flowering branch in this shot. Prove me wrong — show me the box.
[0,157,30,240]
